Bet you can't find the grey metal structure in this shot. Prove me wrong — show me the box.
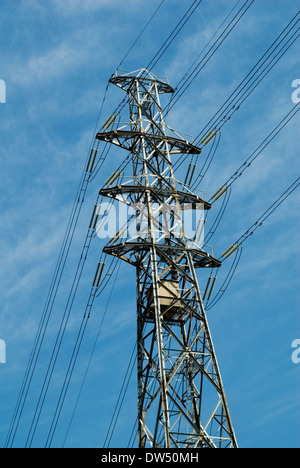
[97,69,237,448]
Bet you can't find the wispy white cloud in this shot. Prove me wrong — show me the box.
[50,0,141,14]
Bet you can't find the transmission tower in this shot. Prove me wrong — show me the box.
[97,69,237,448]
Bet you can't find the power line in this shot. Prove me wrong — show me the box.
[206,246,243,310]
[45,259,123,448]
[182,105,298,255]
[166,0,254,114]
[61,260,122,447]
[205,186,232,245]
[195,11,300,144]
[169,0,243,93]
[4,155,94,448]
[207,177,300,310]
[146,0,204,72]
[117,0,166,70]
[21,167,134,446]
[209,103,300,204]
[25,195,129,446]
[103,343,137,448]
[171,12,299,185]
[191,129,222,188]
[236,177,300,246]
[24,198,104,448]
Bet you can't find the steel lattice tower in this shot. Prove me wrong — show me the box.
[97,69,237,448]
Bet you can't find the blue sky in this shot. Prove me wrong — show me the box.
[0,0,299,449]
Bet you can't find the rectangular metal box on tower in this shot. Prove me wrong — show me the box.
[147,279,182,321]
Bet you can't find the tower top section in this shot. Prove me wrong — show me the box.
[109,68,175,94]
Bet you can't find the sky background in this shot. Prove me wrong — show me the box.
[0,0,299,449]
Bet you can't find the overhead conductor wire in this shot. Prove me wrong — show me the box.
[172,11,300,190]
[45,259,123,448]
[207,177,300,310]
[203,103,300,243]
[61,260,122,447]
[4,86,109,448]
[195,11,300,145]
[166,0,254,115]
